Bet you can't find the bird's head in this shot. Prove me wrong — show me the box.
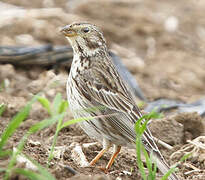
[60,22,107,56]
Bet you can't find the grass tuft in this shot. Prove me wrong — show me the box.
[0,95,38,151]
[0,103,6,117]
[135,111,178,180]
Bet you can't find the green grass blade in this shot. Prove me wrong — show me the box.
[28,113,65,166]
[58,101,68,114]
[137,101,145,108]
[28,114,64,134]
[0,80,6,92]
[52,93,62,114]
[60,116,95,130]
[161,153,189,180]
[0,103,6,116]
[47,114,65,164]
[134,111,162,180]
[160,167,177,180]
[180,153,191,162]
[0,150,12,157]
[160,153,189,180]
[135,119,146,179]
[141,119,149,134]
[144,111,162,121]
[77,105,106,114]
[136,136,146,180]
[142,147,155,180]
[153,158,157,179]
[0,105,30,149]
[4,113,61,179]
[38,97,52,115]
[4,134,29,180]
[14,168,45,180]
[24,155,56,180]
[0,96,38,150]
[135,118,143,135]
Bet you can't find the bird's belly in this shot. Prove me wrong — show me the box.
[66,78,104,140]
[66,78,135,148]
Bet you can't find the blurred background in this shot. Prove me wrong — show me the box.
[1,1,205,179]
[1,0,205,102]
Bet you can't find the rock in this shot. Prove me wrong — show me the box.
[149,115,184,145]
[0,64,15,81]
[175,112,205,142]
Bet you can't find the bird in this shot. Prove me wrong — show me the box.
[60,22,179,180]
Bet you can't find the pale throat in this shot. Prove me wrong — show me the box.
[67,36,107,78]
[70,53,87,78]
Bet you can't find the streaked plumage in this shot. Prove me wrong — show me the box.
[61,22,178,180]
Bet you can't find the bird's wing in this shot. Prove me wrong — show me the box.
[73,58,162,157]
[77,60,142,122]
[74,67,139,143]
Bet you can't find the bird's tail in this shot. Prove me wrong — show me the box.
[152,152,179,180]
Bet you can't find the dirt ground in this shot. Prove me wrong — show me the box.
[0,0,205,179]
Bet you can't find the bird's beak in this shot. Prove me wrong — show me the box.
[60,25,77,37]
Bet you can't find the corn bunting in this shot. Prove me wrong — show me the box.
[61,22,178,180]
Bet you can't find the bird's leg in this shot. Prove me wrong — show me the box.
[89,138,111,166]
[103,145,121,173]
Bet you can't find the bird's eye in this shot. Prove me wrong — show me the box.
[82,27,90,33]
